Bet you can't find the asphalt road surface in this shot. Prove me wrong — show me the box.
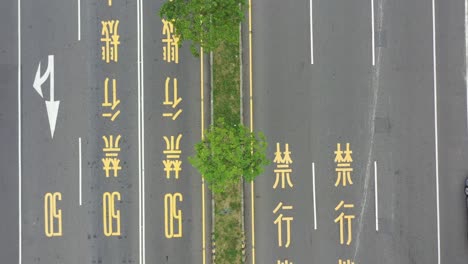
[243,0,468,263]
[0,0,210,263]
[0,1,19,263]
[437,0,468,262]
[142,0,211,263]
[3,0,468,263]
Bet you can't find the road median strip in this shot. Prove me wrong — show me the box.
[212,38,243,264]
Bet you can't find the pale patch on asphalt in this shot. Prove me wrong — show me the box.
[352,0,385,260]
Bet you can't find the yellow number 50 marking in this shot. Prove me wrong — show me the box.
[44,192,62,237]
[103,192,121,236]
[164,193,183,238]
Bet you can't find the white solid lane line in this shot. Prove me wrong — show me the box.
[371,0,375,66]
[312,162,317,230]
[137,0,142,262]
[137,0,145,262]
[140,0,145,261]
[465,0,468,133]
[78,0,81,41]
[18,0,22,261]
[432,0,441,263]
[374,161,378,231]
[79,137,82,206]
[310,0,314,64]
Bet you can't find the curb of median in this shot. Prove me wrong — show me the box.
[239,15,247,264]
[209,50,217,264]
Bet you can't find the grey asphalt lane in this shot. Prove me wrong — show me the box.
[84,1,141,263]
[243,0,314,262]
[16,0,209,263]
[21,0,140,262]
[437,0,468,263]
[244,0,378,262]
[362,0,438,263]
[143,0,210,263]
[244,0,445,263]
[0,1,19,263]
[21,0,92,263]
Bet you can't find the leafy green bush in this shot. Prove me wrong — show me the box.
[189,119,269,193]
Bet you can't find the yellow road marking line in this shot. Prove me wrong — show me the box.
[249,0,253,131]
[248,0,255,263]
[200,49,206,264]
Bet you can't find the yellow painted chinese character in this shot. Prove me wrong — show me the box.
[273,167,293,189]
[163,134,182,179]
[162,19,179,63]
[103,192,121,236]
[102,78,120,121]
[102,135,122,177]
[162,77,182,120]
[44,192,62,237]
[164,192,183,238]
[273,143,293,189]
[273,143,293,164]
[273,202,294,248]
[334,143,353,187]
[334,201,355,245]
[277,261,293,264]
[339,260,354,264]
[162,160,182,179]
[101,20,120,63]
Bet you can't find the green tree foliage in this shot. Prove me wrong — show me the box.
[159,0,247,56]
[189,120,269,193]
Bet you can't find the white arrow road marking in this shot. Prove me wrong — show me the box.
[33,55,54,98]
[45,100,60,138]
[33,65,46,98]
[34,55,60,138]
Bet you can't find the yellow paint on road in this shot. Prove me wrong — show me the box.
[164,193,183,238]
[248,0,256,263]
[334,201,355,246]
[44,192,62,237]
[102,191,121,237]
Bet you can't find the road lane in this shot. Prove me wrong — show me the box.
[245,0,443,263]
[310,0,442,262]
[437,0,468,262]
[309,0,442,263]
[367,1,440,263]
[241,0,315,262]
[16,0,210,263]
[308,0,378,262]
[246,0,376,262]
[0,1,19,263]
[143,0,210,263]
[83,0,141,263]
[21,0,91,262]
[21,0,141,263]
